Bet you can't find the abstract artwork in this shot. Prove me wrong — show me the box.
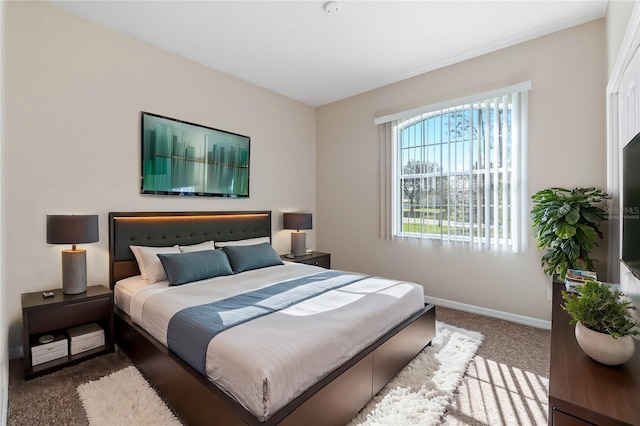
[141,112,250,198]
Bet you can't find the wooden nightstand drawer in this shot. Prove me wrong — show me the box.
[28,297,110,334]
[281,252,331,269]
[299,255,331,269]
[552,409,594,426]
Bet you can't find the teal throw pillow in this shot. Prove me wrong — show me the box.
[222,242,284,273]
[157,249,233,286]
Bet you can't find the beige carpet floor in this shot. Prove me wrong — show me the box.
[437,308,550,426]
[7,307,550,425]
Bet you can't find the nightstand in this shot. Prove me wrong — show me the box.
[281,251,331,269]
[21,285,114,379]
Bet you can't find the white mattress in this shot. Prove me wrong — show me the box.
[115,263,425,421]
[114,275,148,317]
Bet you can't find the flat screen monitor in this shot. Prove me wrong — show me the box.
[622,131,640,278]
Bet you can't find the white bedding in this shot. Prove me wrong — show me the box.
[114,275,148,317]
[115,263,425,421]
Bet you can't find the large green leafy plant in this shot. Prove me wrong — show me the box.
[562,280,639,338]
[531,187,608,279]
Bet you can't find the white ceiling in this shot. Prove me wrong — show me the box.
[49,0,608,107]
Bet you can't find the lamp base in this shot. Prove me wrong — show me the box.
[62,249,88,294]
[290,232,307,257]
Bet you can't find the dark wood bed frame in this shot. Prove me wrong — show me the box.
[109,211,436,426]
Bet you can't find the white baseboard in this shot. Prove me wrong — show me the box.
[425,295,551,330]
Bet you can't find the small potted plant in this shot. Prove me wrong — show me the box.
[562,280,639,365]
[531,187,608,279]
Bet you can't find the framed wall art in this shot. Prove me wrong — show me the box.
[141,112,250,198]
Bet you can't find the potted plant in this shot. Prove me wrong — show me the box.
[531,187,608,279]
[562,280,639,365]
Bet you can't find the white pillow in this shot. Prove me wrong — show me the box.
[215,237,270,247]
[179,240,215,253]
[130,245,180,283]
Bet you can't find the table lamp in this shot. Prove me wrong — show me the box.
[46,214,99,294]
[283,213,312,257]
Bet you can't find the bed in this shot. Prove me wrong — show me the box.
[109,211,436,425]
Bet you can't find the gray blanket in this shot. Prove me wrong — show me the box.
[167,270,369,374]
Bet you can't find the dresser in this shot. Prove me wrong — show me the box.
[548,280,640,425]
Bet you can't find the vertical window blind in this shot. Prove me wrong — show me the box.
[376,82,530,252]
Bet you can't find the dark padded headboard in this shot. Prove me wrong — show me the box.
[109,211,272,288]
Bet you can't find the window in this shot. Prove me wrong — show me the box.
[376,82,530,252]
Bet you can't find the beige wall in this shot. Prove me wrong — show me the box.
[1,0,6,420]
[3,2,316,353]
[316,19,607,322]
[607,0,636,76]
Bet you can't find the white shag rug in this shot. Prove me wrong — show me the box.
[347,321,484,426]
[77,366,181,426]
[77,321,482,426]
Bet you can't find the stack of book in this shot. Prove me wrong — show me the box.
[564,269,598,293]
[564,269,621,293]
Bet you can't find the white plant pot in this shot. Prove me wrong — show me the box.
[574,321,635,366]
